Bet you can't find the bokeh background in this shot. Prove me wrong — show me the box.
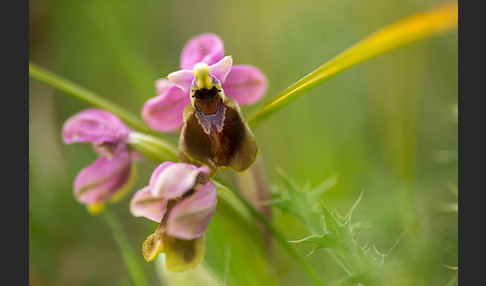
[29,0,457,285]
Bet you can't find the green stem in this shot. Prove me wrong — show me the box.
[29,62,154,135]
[103,207,148,286]
[220,182,325,286]
[128,132,179,163]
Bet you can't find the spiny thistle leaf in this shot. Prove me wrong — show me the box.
[289,234,338,251]
[271,170,397,284]
[343,190,364,224]
[271,169,337,234]
[271,169,360,253]
[319,203,359,253]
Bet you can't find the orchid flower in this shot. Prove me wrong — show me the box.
[129,161,217,272]
[62,108,136,214]
[142,33,268,132]
[142,33,267,175]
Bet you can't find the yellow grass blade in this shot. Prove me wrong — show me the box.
[248,1,458,127]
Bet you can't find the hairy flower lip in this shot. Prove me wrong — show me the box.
[179,96,259,175]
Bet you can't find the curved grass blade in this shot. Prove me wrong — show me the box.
[29,62,154,134]
[247,1,458,128]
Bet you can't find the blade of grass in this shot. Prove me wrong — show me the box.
[247,1,458,128]
[103,207,148,286]
[29,62,154,134]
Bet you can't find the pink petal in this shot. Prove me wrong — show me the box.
[180,33,224,70]
[166,182,217,240]
[129,186,167,222]
[62,108,131,145]
[73,145,132,204]
[208,56,232,83]
[222,65,268,105]
[142,85,190,132]
[155,78,171,95]
[167,70,194,93]
[151,163,209,199]
[148,161,176,190]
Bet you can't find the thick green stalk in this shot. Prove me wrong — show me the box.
[103,207,148,286]
[127,132,179,163]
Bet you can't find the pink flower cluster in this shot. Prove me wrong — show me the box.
[62,33,268,271]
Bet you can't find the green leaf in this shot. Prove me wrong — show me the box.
[320,203,357,253]
[215,180,325,286]
[205,183,276,286]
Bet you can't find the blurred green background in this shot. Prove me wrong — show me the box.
[29,0,457,285]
